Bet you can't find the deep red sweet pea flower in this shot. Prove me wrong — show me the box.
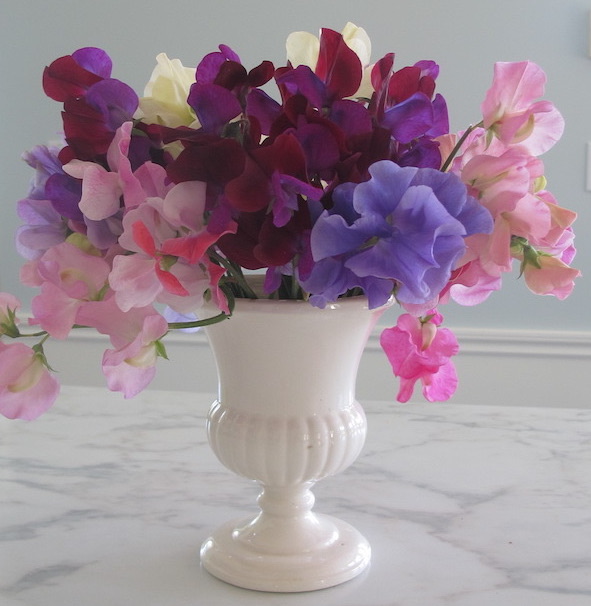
[217,198,312,270]
[315,27,363,100]
[43,48,139,163]
[165,135,246,185]
[224,133,322,226]
[42,47,112,102]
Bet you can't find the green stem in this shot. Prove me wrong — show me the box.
[209,251,258,299]
[440,121,483,172]
[167,311,229,331]
[9,329,49,339]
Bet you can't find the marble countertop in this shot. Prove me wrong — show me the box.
[1,386,590,606]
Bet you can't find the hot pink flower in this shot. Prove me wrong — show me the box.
[380,311,459,403]
[0,342,60,420]
[481,61,564,154]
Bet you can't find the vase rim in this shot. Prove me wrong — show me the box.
[229,294,394,315]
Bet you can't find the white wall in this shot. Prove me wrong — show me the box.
[1,1,590,404]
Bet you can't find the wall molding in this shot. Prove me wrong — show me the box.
[39,324,591,408]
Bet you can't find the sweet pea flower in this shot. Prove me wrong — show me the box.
[102,313,169,398]
[75,297,169,397]
[481,61,564,155]
[0,342,60,420]
[43,47,138,162]
[286,22,372,99]
[64,121,167,223]
[516,245,581,299]
[110,180,234,314]
[380,311,459,402]
[29,240,111,339]
[305,160,492,307]
[136,53,199,128]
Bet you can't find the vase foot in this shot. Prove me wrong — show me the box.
[200,513,371,592]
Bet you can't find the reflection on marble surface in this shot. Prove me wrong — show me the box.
[1,386,590,605]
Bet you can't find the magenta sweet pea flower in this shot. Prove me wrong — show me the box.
[0,342,60,420]
[380,311,459,402]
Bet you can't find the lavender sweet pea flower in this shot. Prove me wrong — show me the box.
[21,145,64,199]
[17,145,70,259]
[305,160,492,307]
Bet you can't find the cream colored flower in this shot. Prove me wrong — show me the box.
[286,22,373,99]
[136,53,199,128]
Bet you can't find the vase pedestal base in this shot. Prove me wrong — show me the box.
[200,513,371,593]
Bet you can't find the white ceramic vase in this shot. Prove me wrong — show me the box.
[201,294,390,592]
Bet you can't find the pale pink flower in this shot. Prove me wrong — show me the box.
[521,254,581,299]
[75,297,168,397]
[110,181,234,314]
[481,61,564,154]
[29,241,111,339]
[531,190,577,260]
[443,259,503,306]
[443,128,580,302]
[101,313,169,398]
[380,311,459,403]
[0,342,60,420]
[63,122,168,221]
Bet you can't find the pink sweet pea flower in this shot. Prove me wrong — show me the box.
[75,297,169,397]
[0,342,60,420]
[63,121,169,221]
[481,61,564,154]
[101,313,169,398]
[521,254,581,300]
[29,241,111,339]
[380,311,459,403]
[110,180,235,314]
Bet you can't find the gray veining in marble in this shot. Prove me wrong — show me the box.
[1,386,590,605]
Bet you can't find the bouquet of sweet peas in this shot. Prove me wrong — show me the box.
[0,23,579,420]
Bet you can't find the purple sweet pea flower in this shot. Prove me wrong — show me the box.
[187,82,242,134]
[196,44,241,85]
[304,160,492,307]
[86,79,139,132]
[71,47,112,79]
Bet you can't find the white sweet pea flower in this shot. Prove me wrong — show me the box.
[341,22,371,67]
[341,23,373,99]
[136,53,200,128]
[286,31,320,70]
